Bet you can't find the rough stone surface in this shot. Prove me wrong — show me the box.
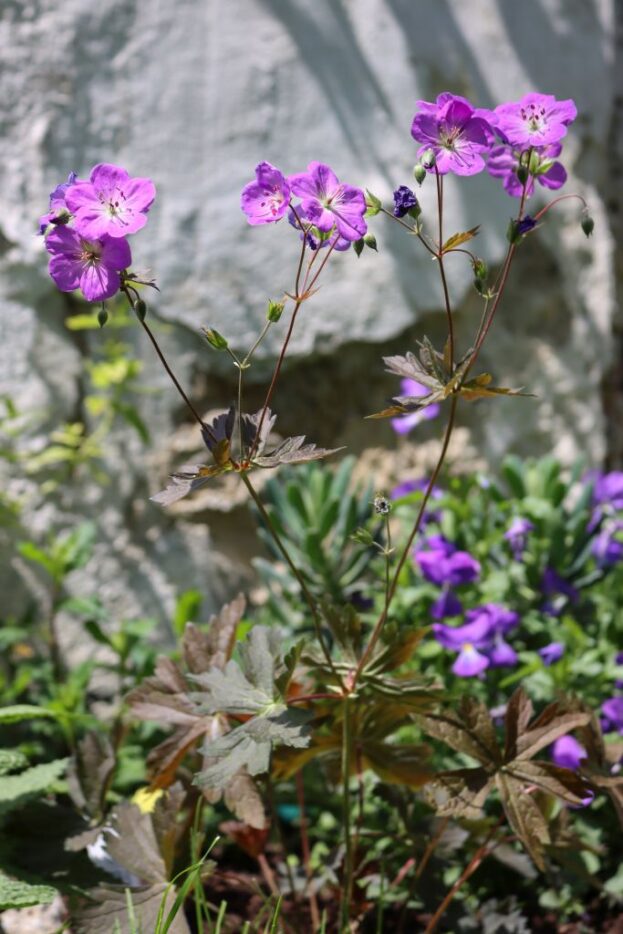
[0,0,620,628]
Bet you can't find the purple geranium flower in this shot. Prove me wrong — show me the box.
[45,226,131,302]
[433,616,492,677]
[487,143,567,198]
[391,379,441,435]
[601,696,623,734]
[411,92,494,176]
[38,172,78,234]
[504,517,534,559]
[241,162,291,226]
[288,162,367,242]
[492,93,577,149]
[415,536,481,587]
[66,163,156,239]
[538,641,565,666]
[393,186,418,218]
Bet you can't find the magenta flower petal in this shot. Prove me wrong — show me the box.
[488,637,518,668]
[493,93,577,148]
[539,161,567,190]
[288,162,367,242]
[80,263,120,302]
[45,226,131,303]
[67,163,156,238]
[49,253,81,292]
[241,162,291,225]
[433,617,492,650]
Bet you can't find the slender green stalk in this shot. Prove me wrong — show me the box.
[351,395,458,688]
[340,696,354,933]
[241,473,341,685]
[434,170,455,367]
[296,770,321,930]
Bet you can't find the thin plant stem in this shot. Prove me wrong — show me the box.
[340,696,354,933]
[533,191,588,222]
[121,286,210,434]
[424,818,503,934]
[380,207,437,258]
[435,170,455,366]
[295,770,321,931]
[241,473,341,685]
[351,395,458,688]
[243,319,273,366]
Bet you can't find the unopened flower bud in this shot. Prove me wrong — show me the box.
[516,165,529,185]
[353,238,365,258]
[352,527,374,546]
[363,233,378,252]
[97,307,108,328]
[413,164,427,185]
[472,258,487,280]
[267,300,285,322]
[473,277,485,295]
[581,214,595,238]
[365,189,382,217]
[528,149,541,175]
[134,298,147,321]
[202,327,228,351]
[507,215,537,243]
[420,149,436,169]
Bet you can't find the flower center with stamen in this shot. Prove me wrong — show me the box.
[520,103,547,132]
[259,186,285,216]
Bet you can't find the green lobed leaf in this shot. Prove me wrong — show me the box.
[0,873,57,911]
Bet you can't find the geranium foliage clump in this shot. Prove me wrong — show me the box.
[33,88,623,933]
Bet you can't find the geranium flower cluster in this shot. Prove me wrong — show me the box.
[240,159,367,249]
[40,164,156,303]
[409,90,576,198]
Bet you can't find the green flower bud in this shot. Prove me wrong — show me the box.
[528,149,541,175]
[353,238,365,258]
[351,527,374,546]
[581,214,595,238]
[365,189,382,217]
[413,164,427,185]
[202,327,229,351]
[267,300,285,322]
[516,165,529,185]
[473,277,485,295]
[363,233,378,252]
[472,258,487,280]
[97,307,108,328]
[420,149,436,169]
[134,299,147,322]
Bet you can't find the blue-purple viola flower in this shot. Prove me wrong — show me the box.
[539,642,565,666]
[414,535,481,587]
[504,516,534,559]
[601,696,623,735]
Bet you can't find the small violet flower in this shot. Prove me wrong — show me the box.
[65,163,156,240]
[516,215,538,236]
[411,92,494,176]
[592,471,623,511]
[38,172,78,234]
[241,161,291,225]
[551,735,587,771]
[468,603,519,669]
[391,379,441,435]
[415,535,481,587]
[45,226,131,302]
[601,696,623,735]
[433,616,492,677]
[539,642,565,666]
[504,516,534,559]
[288,162,367,242]
[392,185,418,218]
[492,93,577,149]
[541,567,578,616]
[487,143,567,198]
[430,588,463,620]
[616,651,623,691]
[592,521,623,567]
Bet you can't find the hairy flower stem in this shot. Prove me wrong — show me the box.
[351,395,458,689]
[424,818,503,934]
[340,696,354,933]
[121,287,210,435]
[240,473,341,685]
[435,171,455,367]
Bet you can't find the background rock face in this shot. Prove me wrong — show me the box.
[0,0,620,629]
